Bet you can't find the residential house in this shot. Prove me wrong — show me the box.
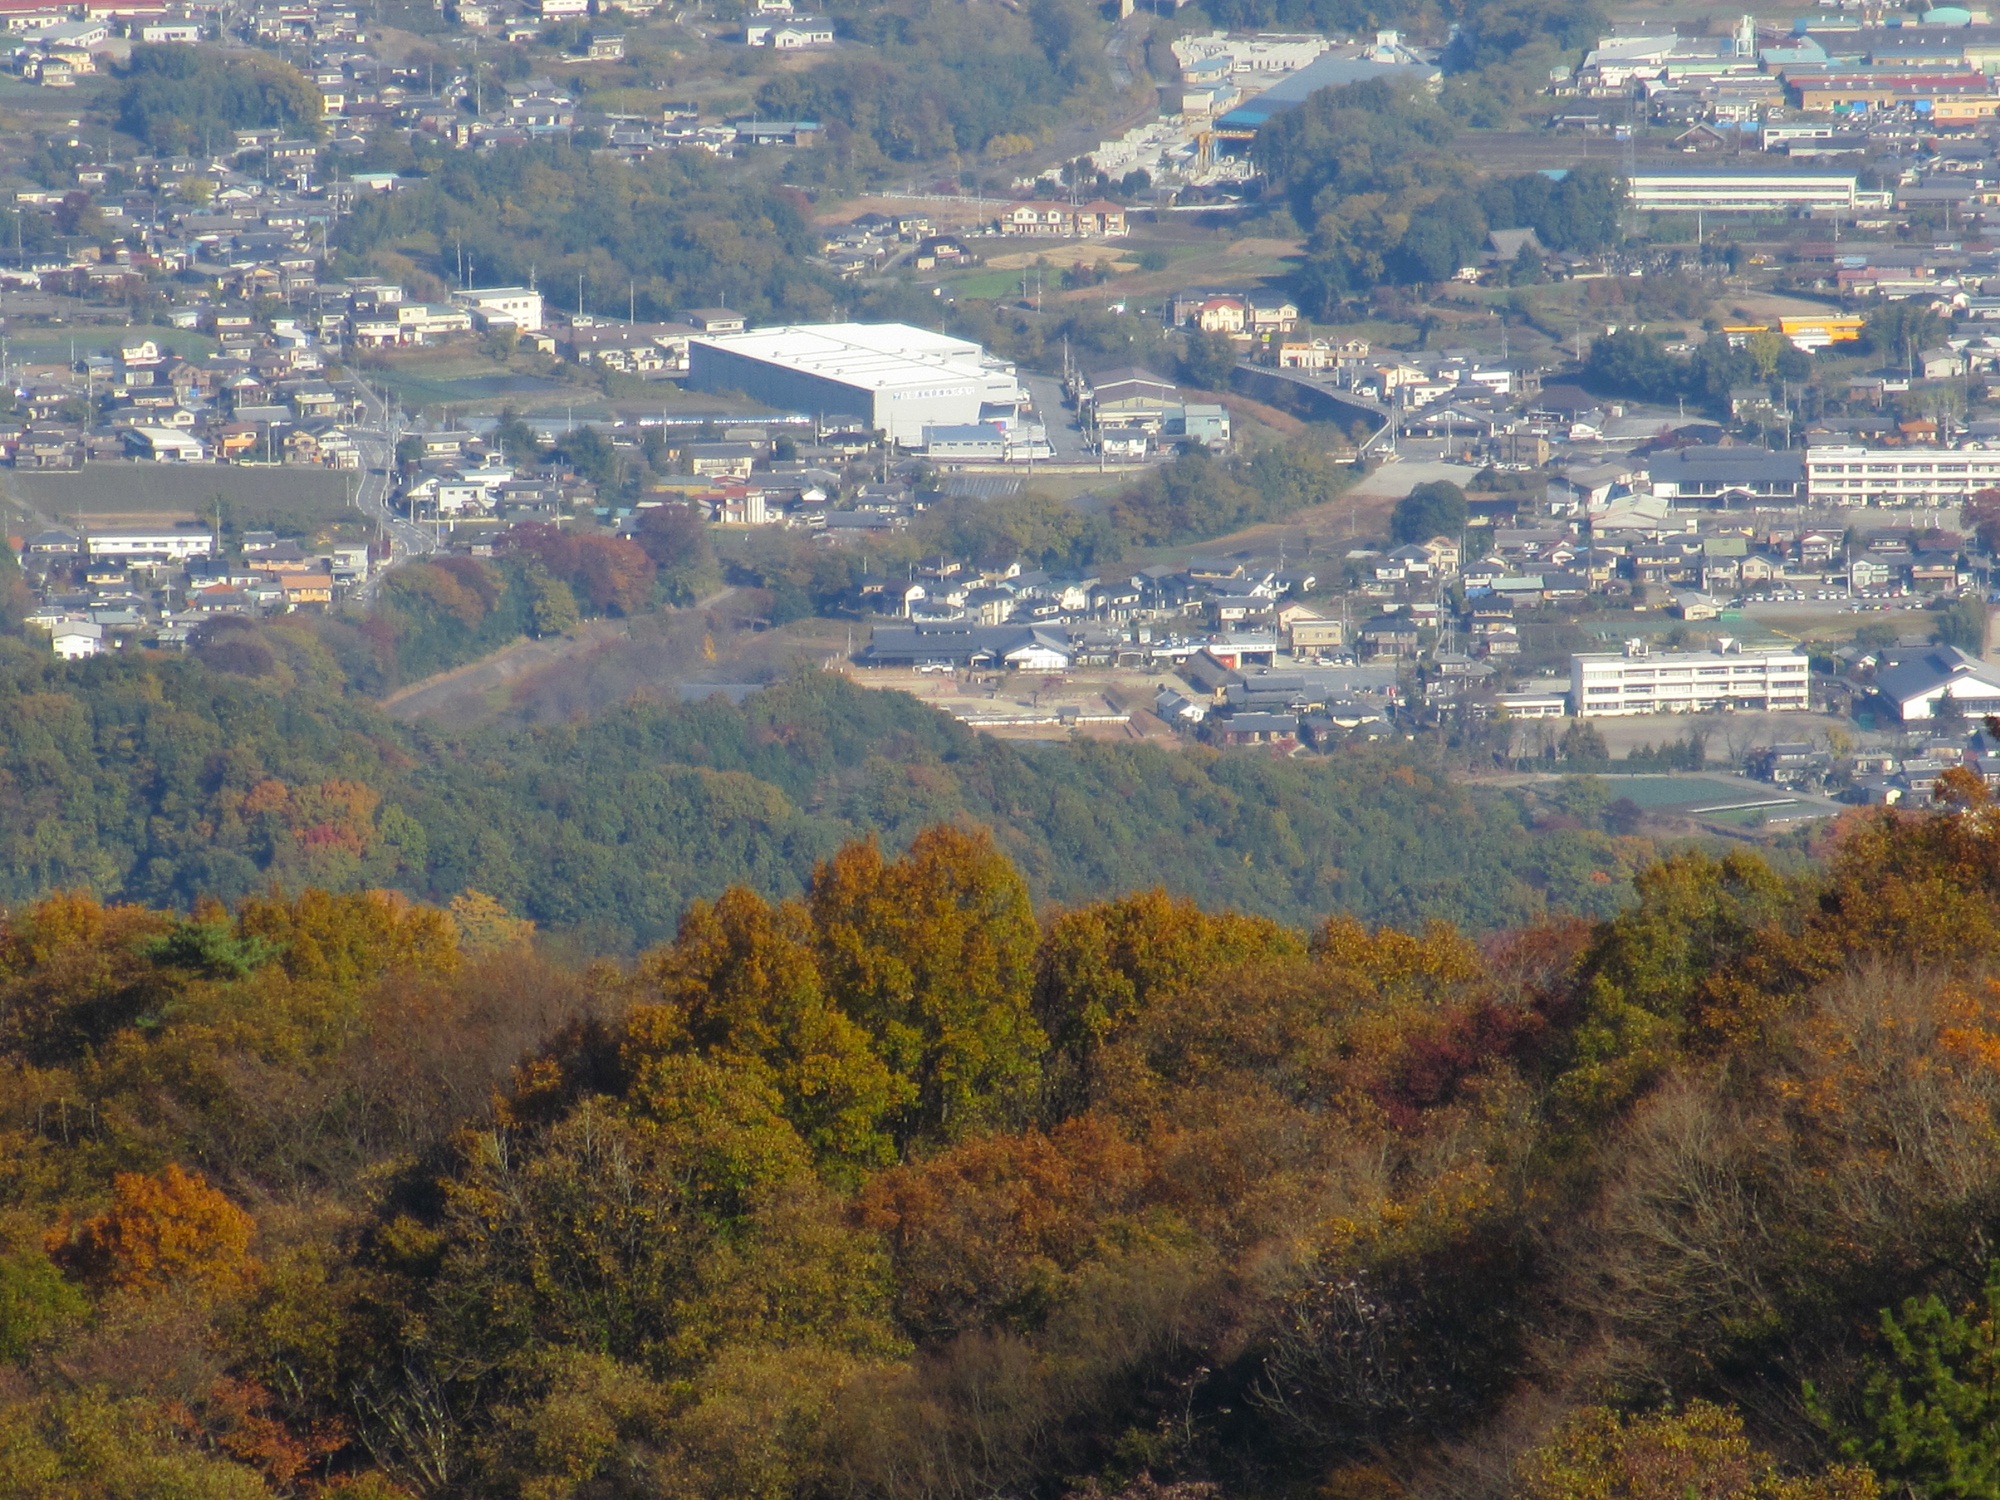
[278,571,335,610]
[1193,296,1248,334]
[49,619,101,658]
[1284,608,1346,653]
[1357,613,1421,659]
[996,201,1127,238]
[1205,712,1300,747]
[687,442,759,479]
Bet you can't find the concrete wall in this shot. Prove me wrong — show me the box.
[687,343,985,444]
[687,343,878,431]
[1231,362,1391,442]
[692,346,996,446]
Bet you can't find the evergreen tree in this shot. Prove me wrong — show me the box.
[1817,1262,2000,1500]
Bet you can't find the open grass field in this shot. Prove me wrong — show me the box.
[1498,768,1843,832]
[4,465,356,539]
[1064,235,1304,305]
[949,269,1030,300]
[1597,774,1779,809]
[0,326,220,365]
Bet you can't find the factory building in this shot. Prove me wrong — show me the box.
[686,323,1023,446]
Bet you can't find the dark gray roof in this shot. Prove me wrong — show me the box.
[1874,645,2000,707]
[1214,712,1300,733]
[1250,664,1399,694]
[865,623,1072,664]
[1215,52,1441,131]
[1646,447,1805,484]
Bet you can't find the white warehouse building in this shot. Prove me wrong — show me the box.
[1571,639,1810,717]
[686,322,1023,446]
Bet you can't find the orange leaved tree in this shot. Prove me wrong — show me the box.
[54,1162,257,1297]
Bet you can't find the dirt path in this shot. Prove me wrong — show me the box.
[380,589,740,728]
[379,618,634,722]
[1110,460,1482,570]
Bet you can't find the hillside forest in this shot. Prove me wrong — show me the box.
[1252,79,1625,314]
[0,639,1659,948]
[6,773,2000,1498]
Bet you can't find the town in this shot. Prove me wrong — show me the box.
[18,0,2000,820]
[19,0,2000,1494]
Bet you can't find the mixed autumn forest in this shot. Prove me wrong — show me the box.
[0,636,1662,941]
[10,764,2000,1498]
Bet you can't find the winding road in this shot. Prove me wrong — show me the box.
[336,370,438,596]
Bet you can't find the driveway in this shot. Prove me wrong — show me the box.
[1020,372,1093,461]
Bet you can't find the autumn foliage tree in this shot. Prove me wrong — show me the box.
[53,1163,257,1297]
[24,803,2000,1498]
[501,522,656,616]
[809,826,1044,1145]
[1519,1402,1876,1500]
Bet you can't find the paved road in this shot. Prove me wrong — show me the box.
[1344,459,1484,501]
[336,370,436,595]
[1019,372,1092,461]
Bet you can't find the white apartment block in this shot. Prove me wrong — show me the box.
[1626,174,1869,214]
[86,530,214,562]
[1807,444,2000,506]
[1571,639,1810,717]
[449,286,544,332]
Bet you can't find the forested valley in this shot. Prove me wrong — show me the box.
[6,776,2000,1499]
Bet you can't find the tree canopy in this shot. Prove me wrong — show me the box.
[1391,480,1469,544]
[0,643,1657,946]
[337,141,828,323]
[4,784,2000,1496]
[1259,77,1623,309]
[119,44,323,155]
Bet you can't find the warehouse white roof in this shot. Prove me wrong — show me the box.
[691,322,993,392]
